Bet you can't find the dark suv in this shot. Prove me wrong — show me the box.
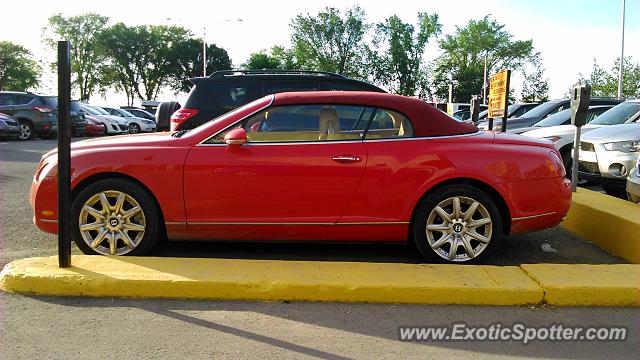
[0,91,58,140]
[164,70,386,131]
[0,92,87,140]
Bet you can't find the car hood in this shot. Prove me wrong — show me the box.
[92,115,127,124]
[43,132,177,159]
[581,123,640,143]
[506,126,538,134]
[520,124,605,138]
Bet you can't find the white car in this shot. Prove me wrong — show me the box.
[578,123,640,196]
[101,107,156,134]
[81,105,129,135]
[521,100,640,174]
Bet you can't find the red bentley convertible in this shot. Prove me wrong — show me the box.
[30,92,571,263]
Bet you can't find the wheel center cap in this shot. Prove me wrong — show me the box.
[451,220,466,235]
[106,216,122,230]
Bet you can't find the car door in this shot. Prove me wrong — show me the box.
[183,103,369,226]
[0,93,18,116]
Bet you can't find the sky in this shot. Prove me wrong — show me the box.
[0,0,638,106]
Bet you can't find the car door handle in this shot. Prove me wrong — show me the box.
[332,155,362,163]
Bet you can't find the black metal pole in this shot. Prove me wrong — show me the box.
[501,70,511,132]
[57,41,72,268]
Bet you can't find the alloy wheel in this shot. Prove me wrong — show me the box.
[425,196,493,262]
[78,190,146,255]
[129,124,140,134]
[19,124,32,140]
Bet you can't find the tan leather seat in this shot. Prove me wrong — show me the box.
[319,107,340,140]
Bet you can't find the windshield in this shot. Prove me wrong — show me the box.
[91,106,110,115]
[590,102,640,125]
[119,109,135,117]
[70,101,82,111]
[519,101,561,118]
[81,105,100,115]
[533,109,571,127]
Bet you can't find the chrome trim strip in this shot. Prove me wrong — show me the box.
[165,221,187,225]
[511,212,556,221]
[187,221,409,226]
[41,219,58,223]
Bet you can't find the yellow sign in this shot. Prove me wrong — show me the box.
[488,70,510,118]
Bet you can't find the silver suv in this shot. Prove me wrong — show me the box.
[578,123,640,196]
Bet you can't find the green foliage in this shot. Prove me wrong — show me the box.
[0,41,40,91]
[243,47,287,70]
[521,53,549,102]
[369,13,441,96]
[43,13,109,101]
[290,6,369,78]
[590,57,640,98]
[433,16,534,103]
[97,23,231,103]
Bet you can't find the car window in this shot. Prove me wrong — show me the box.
[0,94,18,106]
[364,109,414,139]
[17,95,34,105]
[521,101,562,118]
[82,105,100,115]
[91,106,110,115]
[210,83,252,112]
[207,104,370,143]
[262,80,319,96]
[590,102,640,125]
[41,97,58,107]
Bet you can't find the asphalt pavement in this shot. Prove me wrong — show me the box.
[1,138,637,359]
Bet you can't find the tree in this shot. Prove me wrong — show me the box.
[243,48,285,70]
[290,6,369,78]
[0,41,40,91]
[43,13,109,101]
[433,16,534,102]
[521,53,549,102]
[590,57,640,98]
[369,13,441,96]
[172,40,232,93]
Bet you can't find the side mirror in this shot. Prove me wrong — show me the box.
[224,127,247,146]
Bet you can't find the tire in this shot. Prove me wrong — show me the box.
[129,123,141,134]
[602,184,626,199]
[101,123,108,136]
[71,178,162,256]
[17,119,34,140]
[560,146,573,179]
[412,185,503,264]
[156,101,180,131]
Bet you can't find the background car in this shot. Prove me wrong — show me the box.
[578,123,640,196]
[83,115,106,136]
[0,91,58,140]
[81,105,129,135]
[0,112,21,139]
[69,100,88,137]
[122,107,156,121]
[476,102,540,124]
[166,69,386,131]
[522,100,640,177]
[101,106,156,133]
[479,98,622,131]
[507,105,614,134]
[626,155,640,203]
[31,92,570,264]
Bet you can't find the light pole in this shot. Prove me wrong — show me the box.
[617,0,626,99]
[165,18,243,78]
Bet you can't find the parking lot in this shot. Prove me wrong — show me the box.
[1,138,637,359]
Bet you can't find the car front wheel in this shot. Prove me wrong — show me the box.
[413,185,503,264]
[129,123,140,134]
[71,178,161,256]
[18,120,34,140]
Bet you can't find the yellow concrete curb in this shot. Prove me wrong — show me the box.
[521,264,640,307]
[0,256,542,305]
[561,188,640,264]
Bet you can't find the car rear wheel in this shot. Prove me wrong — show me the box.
[101,123,108,135]
[18,120,34,140]
[413,185,503,264]
[129,123,140,134]
[71,178,161,256]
